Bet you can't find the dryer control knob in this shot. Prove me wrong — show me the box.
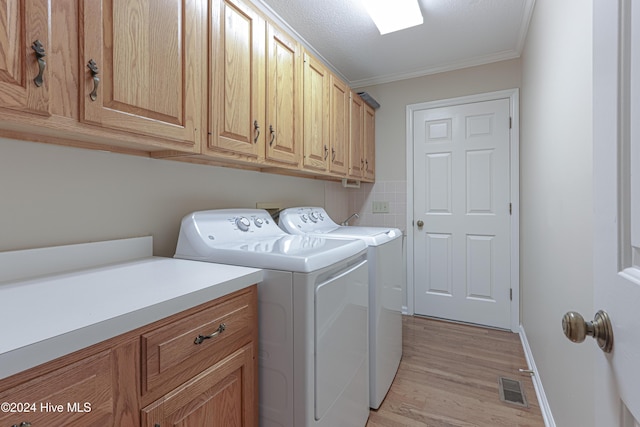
[309,212,318,222]
[300,214,308,222]
[236,217,251,231]
[254,218,264,228]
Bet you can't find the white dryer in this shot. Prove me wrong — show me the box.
[279,207,403,409]
[174,209,370,427]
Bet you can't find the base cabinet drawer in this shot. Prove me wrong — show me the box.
[141,342,257,427]
[141,289,255,396]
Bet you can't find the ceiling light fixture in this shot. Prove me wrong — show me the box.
[363,0,424,35]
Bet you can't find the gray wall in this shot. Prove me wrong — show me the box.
[1,138,326,257]
[520,0,595,425]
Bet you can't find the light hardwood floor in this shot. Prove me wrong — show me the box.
[366,316,545,427]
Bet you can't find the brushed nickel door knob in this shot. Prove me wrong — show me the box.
[562,310,613,353]
[416,220,424,229]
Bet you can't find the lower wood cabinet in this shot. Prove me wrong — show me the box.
[0,347,123,427]
[0,285,258,427]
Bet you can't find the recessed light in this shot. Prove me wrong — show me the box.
[363,0,424,35]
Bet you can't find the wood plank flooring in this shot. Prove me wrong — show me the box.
[366,316,545,427]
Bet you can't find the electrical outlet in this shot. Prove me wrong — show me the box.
[372,201,389,213]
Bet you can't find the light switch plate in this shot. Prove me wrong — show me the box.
[372,201,389,213]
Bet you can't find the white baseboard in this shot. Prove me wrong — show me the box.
[519,325,556,427]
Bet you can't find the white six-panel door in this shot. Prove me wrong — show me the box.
[593,0,640,424]
[412,98,512,329]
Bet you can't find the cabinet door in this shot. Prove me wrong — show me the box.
[363,103,375,181]
[349,91,364,178]
[142,342,257,427]
[80,0,203,149]
[0,351,114,427]
[209,0,265,158]
[329,75,349,175]
[302,52,330,172]
[265,23,301,166]
[0,0,50,116]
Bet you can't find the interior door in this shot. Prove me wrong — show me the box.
[591,0,640,424]
[413,98,512,329]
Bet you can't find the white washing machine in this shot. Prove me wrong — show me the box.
[174,209,370,427]
[279,207,403,409]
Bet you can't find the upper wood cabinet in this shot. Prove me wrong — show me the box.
[208,0,265,159]
[0,0,50,116]
[348,90,364,178]
[0,0,373,182]
[348,91,375,182]
[363,103,375,181]
[79,0,204,151]
[329,75,349,175]
[302,52,330,172]
[265,23,302,167]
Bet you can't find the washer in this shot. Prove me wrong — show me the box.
[279,207,403,409]
[174,209,370,427]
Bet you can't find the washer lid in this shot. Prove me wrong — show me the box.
[278,207,402,246]
[175,209,367,273]
[322,226,403,246]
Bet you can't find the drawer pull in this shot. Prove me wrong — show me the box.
[194,323,226,345]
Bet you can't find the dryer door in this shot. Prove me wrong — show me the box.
[314,258,369,423]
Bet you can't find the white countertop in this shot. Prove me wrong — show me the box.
[0,256,262,380]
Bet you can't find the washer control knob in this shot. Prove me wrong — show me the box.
[254,218,264,228]
[300,214,308,223]
[236,217,251,231]
[309,212,318,222]
[318,212,324,220]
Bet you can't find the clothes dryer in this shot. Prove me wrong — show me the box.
[279,207,403,409]
[175,209,369,427]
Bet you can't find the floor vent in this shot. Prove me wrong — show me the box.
[498,377,529,408]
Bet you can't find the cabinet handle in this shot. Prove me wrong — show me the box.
[331,147,336,162]
[194,323,226,345]
[87,59,100,101]
[31,40,46,87]
[269,125,275,146]
[11,422,32,427]
[253,120,260,144]
[365,159,369,171]
[324,145,329,160]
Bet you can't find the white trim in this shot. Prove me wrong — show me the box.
[519,325,556,427]
[405,89,520,332]
[351,50,521,88]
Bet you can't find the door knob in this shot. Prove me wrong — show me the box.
[562,310,613,353]
[416,220,424,229]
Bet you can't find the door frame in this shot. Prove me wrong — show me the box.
[405,89,520,332]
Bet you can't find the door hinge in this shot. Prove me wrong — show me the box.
[509,117,512,129]
[509,203,512,215]
[510,288,513,301]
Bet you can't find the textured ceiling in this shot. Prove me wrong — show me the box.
[257,0,535,88]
